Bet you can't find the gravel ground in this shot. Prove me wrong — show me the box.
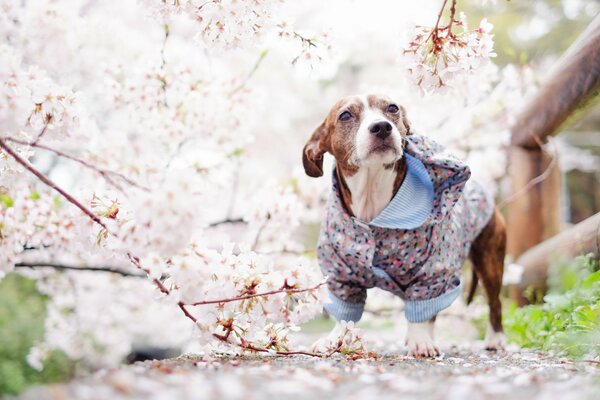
[12,302,600,400]
[15,341,600,400]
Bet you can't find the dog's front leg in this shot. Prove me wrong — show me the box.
[405,317,440,358]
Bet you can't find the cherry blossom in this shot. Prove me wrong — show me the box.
[403,2,497,95]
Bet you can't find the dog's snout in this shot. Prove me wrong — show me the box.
[369,121,393,139]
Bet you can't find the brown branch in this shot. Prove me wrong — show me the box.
[30,120,50,146]
[14,262,145,277]
[208,217,245,227]
[0,138,110,232]
[127,254,171,295]
[432,0,450,36]
[229,50,268,97]
[159,23,170,107]
[188,280,326,306]
[446,0,457,35]
[251,217,269,251]
[3,137,149,192]
[239,340,326,358]
[212,334,328,358]
[178,302,198,323]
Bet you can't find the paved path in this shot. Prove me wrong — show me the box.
[14,304,600,400]
[17,343,600,400]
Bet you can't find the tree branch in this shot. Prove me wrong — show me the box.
[188,280,326,306]
[208,217,245,227]
[0,138,110,232]
[14,262,145,277]
[3,137,149,192]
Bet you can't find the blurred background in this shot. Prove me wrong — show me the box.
[1,0,600,395]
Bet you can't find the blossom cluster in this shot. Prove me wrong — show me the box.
[403,13,496,95]
[156,243,326,351]
[140,0,283,49]
[0,45,83,144]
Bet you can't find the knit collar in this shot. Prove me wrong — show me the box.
[369,153,434,229]
[331,153,434,230]
[330,134,471,229]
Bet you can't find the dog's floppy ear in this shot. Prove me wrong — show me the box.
[302,121,329,178]
[399,105,411,136]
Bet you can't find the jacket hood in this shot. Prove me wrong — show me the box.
[329,133,471,227]
[404,134,471,224]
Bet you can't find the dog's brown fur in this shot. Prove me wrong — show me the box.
[303,95,506,344]
[468,208,506,341]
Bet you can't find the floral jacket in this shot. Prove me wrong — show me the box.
[317,134,494,323]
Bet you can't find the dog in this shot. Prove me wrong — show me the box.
[303,94,506,357]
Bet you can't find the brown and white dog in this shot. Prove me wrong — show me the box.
[303,94,506,357]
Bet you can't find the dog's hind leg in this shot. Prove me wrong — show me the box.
[469,208,507,351]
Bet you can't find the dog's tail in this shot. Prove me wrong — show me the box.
[466,269,478,305]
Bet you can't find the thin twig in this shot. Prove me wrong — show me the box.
[208,217,245,227]
[189,281,326,306]
[226,158,241,220]
[229,50,268,97]
[252,217,269,251]
[238,340,326,358]
[15,262,145,277]
[0,138,109,231]
[30,120,50,146]
[159,23,170,107]
[3,137,149,192]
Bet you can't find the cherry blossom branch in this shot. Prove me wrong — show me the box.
[3,137,150,192]
[188,280,326,306]
[0,138,109,231]
[0,138,202,328]
[15,262,145,277]
[0,138,327,350]
[292,32,317,48]
[252,217,270,251]
[31,121,50,145]
[237,339,326,358]
[229,49,268,97]
[431,0,449,37]
[208,217,245,227]
[159,23,170,107]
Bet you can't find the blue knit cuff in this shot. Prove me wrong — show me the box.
[404,282,462,323]
[323,291,364,322]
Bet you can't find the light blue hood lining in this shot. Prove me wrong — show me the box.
[369,153,434,229]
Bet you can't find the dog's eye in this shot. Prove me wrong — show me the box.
[338,111,352,121]
[387,104,399,113]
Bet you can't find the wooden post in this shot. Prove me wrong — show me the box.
[507,13,600,254]
[506,14,600,301]
[506,147,561,259]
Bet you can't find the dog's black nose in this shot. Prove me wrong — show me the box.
[369,121,392,139]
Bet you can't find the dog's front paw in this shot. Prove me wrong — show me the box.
[405,337,440,358]
[405,321,439,358]
[484,329,506,351]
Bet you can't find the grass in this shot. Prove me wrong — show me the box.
[504,255,600,359]
[0,274,75,395]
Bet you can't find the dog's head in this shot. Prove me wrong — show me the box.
[302,94,411,178]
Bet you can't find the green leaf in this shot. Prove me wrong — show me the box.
[0,194,13,208]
